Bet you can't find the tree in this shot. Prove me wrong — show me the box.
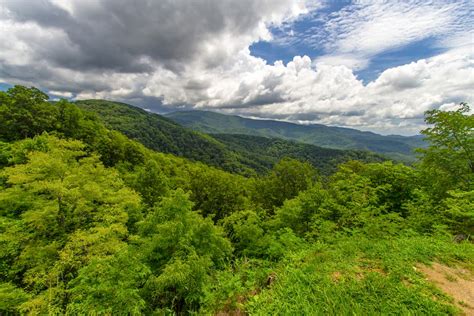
[419,102,473,195]
[221,210,268,257]
[186,166,249,221]
[354,161,417,216]
[131,159,169,208]
[0,86,58,140]
[273,184,328,237]
[254,158,318,211]
[442,190,474,237]
[67,249,150,315]
[137,189,232,312]
[0,135,141,313]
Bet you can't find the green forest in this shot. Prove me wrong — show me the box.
[0,85,473,314]
[74,99,384,176]
[166,109,426,162]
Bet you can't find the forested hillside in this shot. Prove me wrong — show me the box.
[212,133,384,174]
[167,110,426,161]
[75,99,384,175]
[0,86,472,315]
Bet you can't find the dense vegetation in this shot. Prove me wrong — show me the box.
[76,99,384,175]
[212,133,384,175]
[0,86,472,314]
[167,110,426,162]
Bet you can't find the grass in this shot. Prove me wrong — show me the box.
[206,234,473,315]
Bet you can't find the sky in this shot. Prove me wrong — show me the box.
[0,0,472,135]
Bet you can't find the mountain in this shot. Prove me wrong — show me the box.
[75,100,241,170]
[75,100,384,175]
[211,134,384,174]
[166,110,426,161]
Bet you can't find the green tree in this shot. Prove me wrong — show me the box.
[255,158,318,211]
[67,249,150,315]
[419,103,473,195]
[0,283,29,314]
[0,135,141,313]
[273,184,328,237]
[0,86,58,140]
[352,161,418,216]
[137,189,232,313]
[442,190,474,237]
[221,209,268,257]
[131,159,169,208]
[187,166,249,221]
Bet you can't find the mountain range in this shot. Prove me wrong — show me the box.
[75,100,385,175]
[166,110,426,162]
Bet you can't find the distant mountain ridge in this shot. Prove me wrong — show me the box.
[165,110,426,161]
[75,100,385,175]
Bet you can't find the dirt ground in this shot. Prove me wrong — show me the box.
[419,262,474,315]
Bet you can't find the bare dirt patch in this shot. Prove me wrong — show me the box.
[332,271,342,282]
[419,262,474,315]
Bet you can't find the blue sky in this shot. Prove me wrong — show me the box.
[0,0,472,135]
[251,1,350,67]
[0,83,11,91]
[250,0,470,83]
[251,30,447,83]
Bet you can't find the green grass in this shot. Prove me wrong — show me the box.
[205,235,473,315]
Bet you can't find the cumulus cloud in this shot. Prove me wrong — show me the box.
[0,0,472,135]
[0,0,307,98]
[242,52,471,134]
[306,0,472,69]
[1,0,306,71]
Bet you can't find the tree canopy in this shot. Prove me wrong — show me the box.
[0,86,472,315]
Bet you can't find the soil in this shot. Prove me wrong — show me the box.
[419,262,474,315]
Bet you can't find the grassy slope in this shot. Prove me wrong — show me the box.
[75,100,386,175]
[205,235,473,315]
[166,110,426,162]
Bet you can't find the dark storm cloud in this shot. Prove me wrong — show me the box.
[4,0,73,29]
[0,61,111,92]
[2,0,288,73]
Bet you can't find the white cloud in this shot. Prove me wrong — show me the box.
[0,0,472,135]
[307,0,472,69]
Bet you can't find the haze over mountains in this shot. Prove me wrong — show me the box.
[166,110,426,161]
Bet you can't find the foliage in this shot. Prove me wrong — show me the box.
[186,165,249,221]
[418,102,473,195]
[0,135,140,313]
[442,190,474,237]
[129,159,169,208]
[213,133,386,175]
[254,158,318,211]
[137,189,233,312]
[75,99,257,174]
[67,249,150,315]
[76,99,387,175]
[0,87,472,314]
[167,110,426,161]
[0,86,57,140]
